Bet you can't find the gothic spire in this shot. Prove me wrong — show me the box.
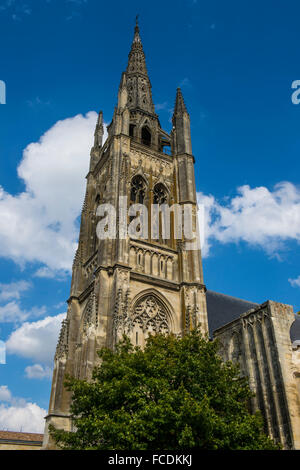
[126,16,147,76]
[125,18,155,114]
[172,87,192,155]
[173,87,189,122]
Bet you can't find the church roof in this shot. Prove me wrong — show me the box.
[206,290,300,343]
[206,290,258,336]
[0,431,43,445]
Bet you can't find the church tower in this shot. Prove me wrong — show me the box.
[43,21,208,448]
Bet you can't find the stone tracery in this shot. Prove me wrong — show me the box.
[132,295,170,334]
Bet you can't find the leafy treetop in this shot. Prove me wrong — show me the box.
[49,329,280,450]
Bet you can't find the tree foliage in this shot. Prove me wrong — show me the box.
[49,330,279,450]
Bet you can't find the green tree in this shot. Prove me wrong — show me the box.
[49,330,280,450]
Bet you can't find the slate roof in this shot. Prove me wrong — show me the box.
[206,290,300,342]
[206,290,258,336]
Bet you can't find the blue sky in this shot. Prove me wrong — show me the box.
[0,0,300,433]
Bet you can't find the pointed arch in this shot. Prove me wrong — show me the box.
[130,174,148,205]
[80,296,97,336]
[131,289,175,333]
[153,182,169,205]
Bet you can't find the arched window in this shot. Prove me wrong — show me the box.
[153,183,168,205]
[141,126,151,146]
[132,295,170,336]
[130,175,147,205]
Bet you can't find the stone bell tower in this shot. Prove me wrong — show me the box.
[43,20,208,448]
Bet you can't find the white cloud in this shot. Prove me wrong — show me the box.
[0,301,46,323]
[0,111,105,274]
[0,401,46,433]
[34,267,56,278]
[0,280,31,302]
[25,364,52,380]
[0,385,12,402]
[54,301,66,310]
[197,182,300,257]
[0,281,45,323]
[33,266,66,280]
[0,385,46,433]
[197,193,216,257]
[289,276,300,288]
[6,313,66,364]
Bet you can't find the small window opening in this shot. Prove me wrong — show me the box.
[129,124,135,137]
[141,126,151,147]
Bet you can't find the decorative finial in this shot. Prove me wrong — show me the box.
[135,14,139,32]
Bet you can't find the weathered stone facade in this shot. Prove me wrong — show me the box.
[214,301,300,449]
[43,23,300,450]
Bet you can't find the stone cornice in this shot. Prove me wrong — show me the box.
[130,271,180,290]
[180,281,206,291]
[130,237,178,255]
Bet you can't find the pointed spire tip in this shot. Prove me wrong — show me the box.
[135,14,140,33]
[173,87,188,116]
